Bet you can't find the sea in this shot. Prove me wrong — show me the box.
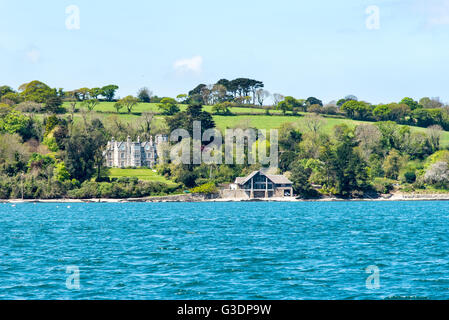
[1,201,449,300]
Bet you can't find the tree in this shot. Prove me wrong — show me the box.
[0,110,30,136]
[383,149,402,180]
[0,133,30,176]
[166,104,215,137]
[188,84,207,104]
[355,124,382,160]
[424,162,449,189]
[306,97,323,107]
[44,96,63,114]
[137,87,152,103]
[89,119,108,181]
[101,85,119,102]
[272,93,284,107]
[77,87,90,101]
[256,89,270,106]
[65,120,107,183]
[389,103,411,123]
[323,125,369,196]
[411,108,442,128]
[0,86,14,100]
[286,96,305,112]
[158,97,180,115]
[118,95,139,114]
[290,160,315,198]
[337,95,358,107]
[113,102,123,113]
[303,114,324,135]
[428,125,443,152]
[1,92,21,106]
[248,79,264,105]
[400,97,421,111]
[276,96,303,115]
[200,86,212,105]
[373,104,392,121]
[341,100,372,120]
[212,102,232,115]
[139,111,155,140]
[19,81,56,103]
[278,123,302,151]
[89,88,103,99]
[81,99,100,112]
[419,97,443,109]
[176,94,188,103]
[209,84,226,104]
[277,101,291,115]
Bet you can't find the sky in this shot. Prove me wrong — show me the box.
[1,0,449,104]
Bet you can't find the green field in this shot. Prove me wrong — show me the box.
[108,168,178,187]
[213,115,449,147]
[65,101,282,115]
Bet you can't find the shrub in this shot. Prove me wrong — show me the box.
[373,178,395,194]
[43,136,59,152]
[403,171,417,184]
[15,101,45,113]
[423,161,449,189]
[190,182,218,194]
[67,182,99,199]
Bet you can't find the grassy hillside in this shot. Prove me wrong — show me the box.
[54,102,449,147]
[213,115,449,146]
[108,168,178,187]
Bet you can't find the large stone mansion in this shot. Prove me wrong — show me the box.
[104,135,168,168]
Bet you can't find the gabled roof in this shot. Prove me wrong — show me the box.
[239,171,259,185]
[234,170,292,185]
[265,174,292,185]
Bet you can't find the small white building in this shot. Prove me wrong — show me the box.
[104,135,167,168]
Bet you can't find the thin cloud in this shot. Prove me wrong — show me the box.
[416,0,449,26]
[26,48,41,64]
[173,56,203,74]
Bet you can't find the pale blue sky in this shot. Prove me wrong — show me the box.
[1,0,449,104]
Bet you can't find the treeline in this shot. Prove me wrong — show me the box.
[0,106,179,199]
[278,116,447,198]
[0,81,166,115]
[0,96,252,199]
[2,101,449,199]
[274,95,449,131]
[185,78,268,106]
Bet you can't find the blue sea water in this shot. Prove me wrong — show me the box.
[1,201,449,300]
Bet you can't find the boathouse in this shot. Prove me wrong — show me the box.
[226,170,293,199]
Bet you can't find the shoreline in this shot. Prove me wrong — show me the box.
[2,193,449,203]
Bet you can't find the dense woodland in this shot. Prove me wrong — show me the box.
[1,80,449,199]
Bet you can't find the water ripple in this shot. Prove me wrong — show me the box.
[0,201,448,299]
